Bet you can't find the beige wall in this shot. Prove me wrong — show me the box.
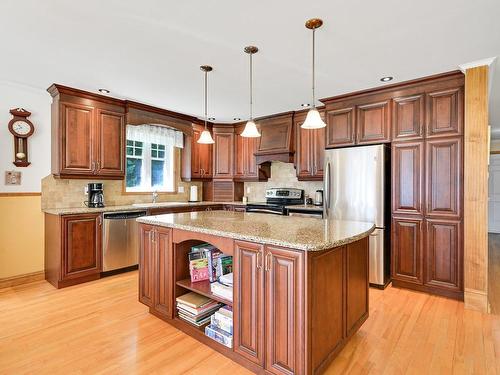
[491,139,500,153]
[0,196,44,278]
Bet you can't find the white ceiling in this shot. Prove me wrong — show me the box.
[1,0,499,125]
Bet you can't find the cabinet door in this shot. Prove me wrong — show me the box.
[60,102,95,175]
[191,126,202,178]
[139,224,155,307]
[199,141,213,178]
[312,127,325,178]
[326,107,355,148]
[96,109,124,177]
[426,87,463,138]
[426,137,462,219]
[392,217,423,284]
[234,130,246,178]
[392,142,424,215]
[154,227,173,319]
[246,136,259,178]
[265,246,304,375]
[213,131,234,179]
[295,123,313,179]
[62,213,102,280]
[425,219,462,291]
[356,100,391,144]
[392,94,424,141]
[234,241,265,366]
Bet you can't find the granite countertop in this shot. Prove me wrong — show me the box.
[137,211,374,251]
[285,204,323,212]
[43,201,247,215]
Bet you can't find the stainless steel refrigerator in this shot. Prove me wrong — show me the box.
[323,144,390,287]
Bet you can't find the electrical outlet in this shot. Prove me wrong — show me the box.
[84,186,88,195]
[5,171,21,185]
[178,186,185,193]
[246,187,251,194]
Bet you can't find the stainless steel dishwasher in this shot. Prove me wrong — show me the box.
[102,210,147,272]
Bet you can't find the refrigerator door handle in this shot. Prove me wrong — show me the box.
[324,161,331,217]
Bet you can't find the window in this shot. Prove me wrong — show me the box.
[125,125,183,193]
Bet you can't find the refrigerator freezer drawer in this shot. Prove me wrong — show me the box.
[369,228,385,285]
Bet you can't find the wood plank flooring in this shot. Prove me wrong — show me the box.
[489,233,500,315]
[0,271,499,375]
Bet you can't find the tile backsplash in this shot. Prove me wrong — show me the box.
[244,162,323,202]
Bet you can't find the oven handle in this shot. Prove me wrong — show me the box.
[245,208,284,215]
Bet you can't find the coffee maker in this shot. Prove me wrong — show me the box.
[87,183,105,208]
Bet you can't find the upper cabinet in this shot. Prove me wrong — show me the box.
[392,94,425,141]
[213,126,235,179]
[295,110,325,180]
[356,100,391,145]
[48,85,125,179]
[325,107,356,147]
[192,124,213,179]
[426,87,463,138]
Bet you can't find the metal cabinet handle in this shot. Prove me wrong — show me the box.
[265,252,272,271]
[256,251,262,269]
[97,215,102,226]
[96,161,100,171]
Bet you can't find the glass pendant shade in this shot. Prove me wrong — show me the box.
[197,129,215,144]
[241,120,261,137]
[301,107,326,129]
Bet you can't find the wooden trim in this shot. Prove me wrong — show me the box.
[0,192,41,197]
[463,65,489,313]
[320,70,463,103]
[464,288,490,312]
[47,84,124,106]
[490,150,500,155]
[0,271,44,289]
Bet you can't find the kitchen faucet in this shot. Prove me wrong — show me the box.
[152,190,158,203]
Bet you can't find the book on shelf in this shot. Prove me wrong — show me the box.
[210,310,233,334]
[218,272,233,287]
[210,281,233,302]
[178,312,213,327]
[205,324,233,348]
[218,305,233,318]
[189,244,218,282]
[176,291,213,309]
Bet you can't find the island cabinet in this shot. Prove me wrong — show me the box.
[137,219,371,375]
[295,111,325,181]
[48,84,125,179]
[44,213,103,288]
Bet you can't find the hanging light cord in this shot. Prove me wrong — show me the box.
[311,27,316,108]
[249,52,253,121]
[204,70,208,130]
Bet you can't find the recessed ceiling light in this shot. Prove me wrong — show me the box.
[208,117,215,121]
[233,118,241,121]
[380,76,393,82]
[98,88,110,94]
[301,103,310,107]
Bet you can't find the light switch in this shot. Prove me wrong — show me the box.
[5,171,21,185]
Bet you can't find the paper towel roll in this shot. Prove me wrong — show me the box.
[189,185,199,202]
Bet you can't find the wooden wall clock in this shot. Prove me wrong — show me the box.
[8,108,35,167]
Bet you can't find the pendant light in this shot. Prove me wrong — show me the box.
[302,18,326,129]
[241,46,261,138]
[197,65,215,144]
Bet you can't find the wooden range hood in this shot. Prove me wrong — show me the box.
[253,112,295,165]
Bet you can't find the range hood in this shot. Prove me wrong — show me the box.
[254,112,295,165]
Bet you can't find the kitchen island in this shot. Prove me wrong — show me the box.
[137,211,374,375]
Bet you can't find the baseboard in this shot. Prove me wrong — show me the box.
[464,288,490,313]
[0,271,45,289]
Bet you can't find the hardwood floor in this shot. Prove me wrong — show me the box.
[489,233,500,315]
[0,271,499,375]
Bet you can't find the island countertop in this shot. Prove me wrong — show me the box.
[137,210,375,251]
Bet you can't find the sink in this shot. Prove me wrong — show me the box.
[131,202,190,208]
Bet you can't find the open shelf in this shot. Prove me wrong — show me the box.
[176,278,233,306]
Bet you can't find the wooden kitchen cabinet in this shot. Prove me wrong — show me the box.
[295,111,325,180]
[356,99,391,144]
[425,219,462,292]
[425,137,462,219]
[190,124,213,179]
[391,216,423,285]
[45,212,102,288]
[234,124,268,181]
[426,87,463,138]
[325,106,356,148]
[234,241,265,366]
[213,126,235,179]
[254,113,294,164]
[392,141,424,216]
[48,84,125,179]
[392,94,425,141]
[139,224,173,319]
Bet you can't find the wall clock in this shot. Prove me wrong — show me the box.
[8,108,35,167]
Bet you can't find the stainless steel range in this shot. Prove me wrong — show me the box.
[245,188,304,215]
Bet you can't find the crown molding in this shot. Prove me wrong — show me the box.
[459,56,497,95]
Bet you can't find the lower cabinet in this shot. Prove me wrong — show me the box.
[234,241,304,374]
[139,224,173,319]
[45,213,102,288]
[392,216,463,298]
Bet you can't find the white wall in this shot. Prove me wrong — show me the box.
[0,81,51,193]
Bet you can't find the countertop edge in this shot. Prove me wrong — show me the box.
[136,216,375,252]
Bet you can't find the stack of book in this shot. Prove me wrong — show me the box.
[210,272,233,301]
[205,305,233,348]
[188,244,216,282]
[176,292,222,327]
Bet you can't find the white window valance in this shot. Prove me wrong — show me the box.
[126,124,184,148]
